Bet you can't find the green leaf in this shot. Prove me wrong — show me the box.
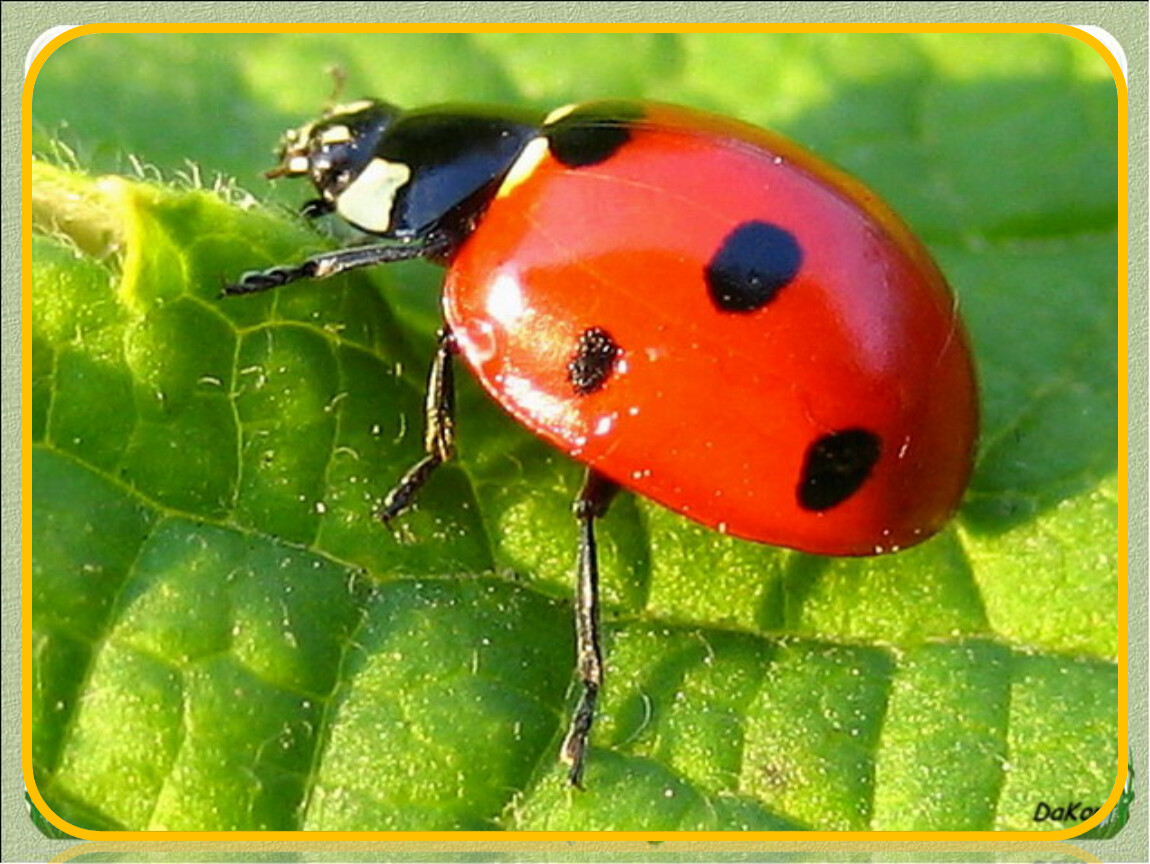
[26,791,78,840]
[1079,756,1136,839]
[30,32,1120,832]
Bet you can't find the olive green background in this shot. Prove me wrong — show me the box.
[5,1,1146,861]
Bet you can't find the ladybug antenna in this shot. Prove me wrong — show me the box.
[324,64,348,109]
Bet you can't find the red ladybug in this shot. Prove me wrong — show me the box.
[227,98,979,787]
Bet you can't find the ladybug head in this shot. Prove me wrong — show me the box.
[266,99,401,200]
[265,100,538,239]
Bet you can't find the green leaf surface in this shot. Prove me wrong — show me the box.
[29,31,1121,833]
[26,791,78,840]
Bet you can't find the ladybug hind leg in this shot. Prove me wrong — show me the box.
[562,469,619,788]
[378,327,457,523]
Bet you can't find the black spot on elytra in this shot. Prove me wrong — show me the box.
[545,102,646,167]
[705,221,803,313]
[568,327,621,395]
[797,428,882,511]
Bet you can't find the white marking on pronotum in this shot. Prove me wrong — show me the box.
[497,137,548,198]
[318,124,352,145]
[544,103,578,125]
[336,158,412,232]
[328,99,377,117]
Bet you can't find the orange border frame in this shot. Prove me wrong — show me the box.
[22,22,1130,843]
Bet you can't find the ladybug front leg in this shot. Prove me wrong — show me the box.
[561,469,619,788]
[378,327,457,523]
[221,230,458,296]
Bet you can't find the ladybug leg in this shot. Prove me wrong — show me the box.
[378,327,458,523]
[221,230,457,297]
[562,469,620,788]
[299,198,334,219]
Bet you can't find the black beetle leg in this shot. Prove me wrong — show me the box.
[561,468,619,788]
[220,229,457,297]
[299,198,334,219]
[378,327,458,523]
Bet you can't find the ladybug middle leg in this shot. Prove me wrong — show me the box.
[562,469,620,788]
[379,327,458,523]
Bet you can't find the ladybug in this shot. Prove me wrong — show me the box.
[226,98,979,787]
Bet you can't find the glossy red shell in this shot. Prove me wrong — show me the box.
[443,103,977,555]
